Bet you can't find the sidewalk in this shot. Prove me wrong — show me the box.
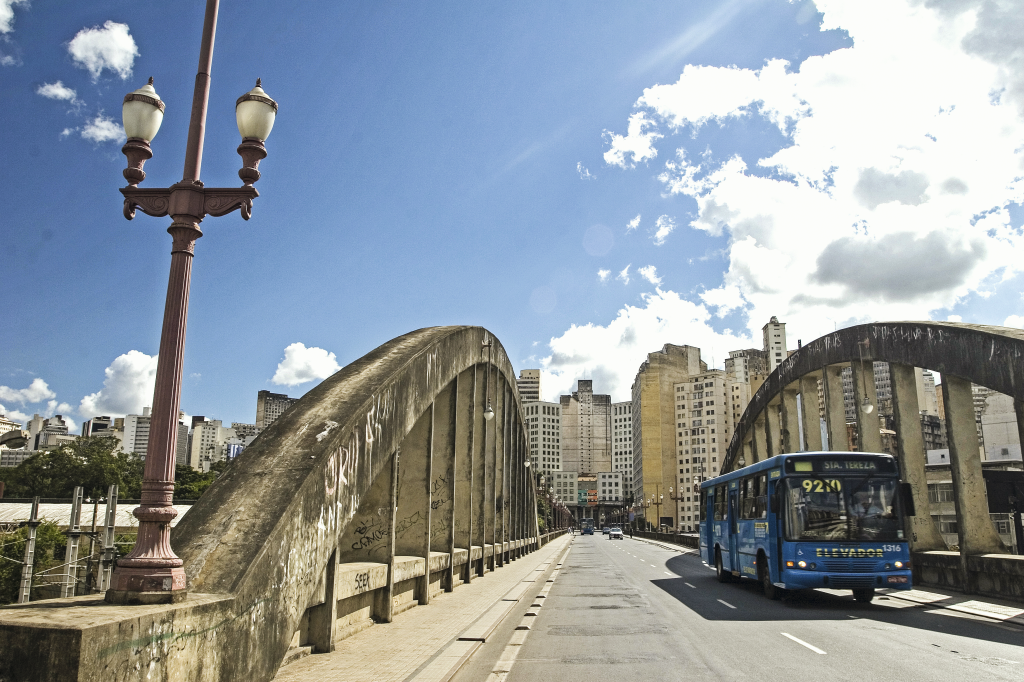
[274,536,572,682]
[880,586,1024,626]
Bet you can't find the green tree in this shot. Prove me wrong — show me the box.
[0,437,142,499]
[0,521,65,605]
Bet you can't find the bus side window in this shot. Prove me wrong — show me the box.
[714,485,727,521]
[741,477,756,519]
[755,474,767,519]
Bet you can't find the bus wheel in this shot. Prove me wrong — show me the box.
[853,588,875,603]
[715,549,731,583]
[759,556,780,600]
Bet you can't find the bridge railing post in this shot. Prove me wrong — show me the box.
[889,363,946,551]
[800,373,823,451]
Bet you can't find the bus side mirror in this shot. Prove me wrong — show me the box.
[769,494,779,514]
[900,482,916,517]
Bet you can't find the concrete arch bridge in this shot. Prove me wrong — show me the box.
[0,326,559,682]
[722,321,1024,599]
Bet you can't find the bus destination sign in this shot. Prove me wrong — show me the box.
[786,457,897,475]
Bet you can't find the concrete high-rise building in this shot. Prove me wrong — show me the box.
[551,471,578,508]
[631,344,705,528]
[517,369,541,404]
[763,316,788,373]
[673,369,732,530]
[232,422,258,439]
[612,401,634,499]
[34,414,74,451]
[81,416,113,437]
[123,408,152,457]
[525,401,561,475]
[980,392,1022,461]
[918,370,940,416]
[724,349,767,385]
[597,471,623,503]
[256,390,299,432]
[560,380,611,476]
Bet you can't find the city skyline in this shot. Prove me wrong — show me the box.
[2,1,1023,430]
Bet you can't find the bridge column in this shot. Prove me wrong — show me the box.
[431,380,459,592]
[307,550,337,653]
[942,376,1006,562]
[823,364,848,451]
[852,360,883,453]
[394,404,434,605]
[752,417,767,463]
[492,379,506,568]
[376,448,401,623]
[781,389,800,454]
[889,363,945,551]
[455,366,477,585]
[483,365,497,573]
[742,437,753,469]
[765,402,782,458]
[800,374,823,451]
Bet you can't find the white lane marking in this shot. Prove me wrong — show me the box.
[685,582,696,589]
[781,633,827,655]
[664,571,673,576]
[717,599,736,609]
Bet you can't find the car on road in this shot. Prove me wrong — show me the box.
[609,527,623,539]
[602,526,610,534]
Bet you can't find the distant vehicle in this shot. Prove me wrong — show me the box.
[609,527,623,539]
[602,526,611,534]
[700,452,914,603]
[581,519,595,535]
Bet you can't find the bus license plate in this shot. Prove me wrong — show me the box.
[887,576,908,584]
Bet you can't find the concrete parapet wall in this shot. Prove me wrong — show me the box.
[913,550,1024,602]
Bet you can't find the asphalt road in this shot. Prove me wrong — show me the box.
[456,533,1024,681]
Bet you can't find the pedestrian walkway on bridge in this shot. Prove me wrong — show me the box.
[274,534,572,682]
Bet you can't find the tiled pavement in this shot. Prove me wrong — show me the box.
[274,535,572,682]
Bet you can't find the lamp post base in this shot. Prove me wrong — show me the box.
[105,566,187,604]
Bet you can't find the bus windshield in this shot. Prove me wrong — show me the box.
[782,476,902,542]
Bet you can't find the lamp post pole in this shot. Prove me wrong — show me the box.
[107,0,277,604]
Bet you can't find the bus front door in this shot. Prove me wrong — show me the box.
[728,489,739,573]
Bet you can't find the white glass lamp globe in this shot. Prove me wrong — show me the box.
[122,78,165,142]
[236,79,278,141]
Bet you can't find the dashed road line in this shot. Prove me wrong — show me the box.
[781,632,826,655]
[717,599,736,609]
[684,583,696,589]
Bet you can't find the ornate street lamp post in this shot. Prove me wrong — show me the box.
[107,0,277,604]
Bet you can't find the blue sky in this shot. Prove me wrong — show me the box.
[2,0,1023,430]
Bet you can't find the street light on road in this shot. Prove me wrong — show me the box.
[107,0,277,605]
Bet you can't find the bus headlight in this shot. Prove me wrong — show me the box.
[894,561,903,569]
[797,560,807,568]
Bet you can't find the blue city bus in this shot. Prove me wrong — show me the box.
[580,518,595,535]
[699,452,915,602]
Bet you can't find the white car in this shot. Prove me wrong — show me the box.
[609,527,623,539]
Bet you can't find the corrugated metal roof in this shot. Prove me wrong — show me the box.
[0,502,193,530]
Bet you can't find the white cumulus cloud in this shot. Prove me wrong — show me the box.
[626,214,641,232]
[272,343,341,387]
[601,0,1024,345]
[79,351,158,417]
[652,215,676,246]
[603,112,662,168]
[0,0,28,35]
[576,162,595,180]
[36,81,78,103]
[68,20,138,80]
[81,114,123,143]
[638,265,662,286]
[597,269,611,282]
[617,264,631,285]
[0,378,56,404]
[539,289,750,401]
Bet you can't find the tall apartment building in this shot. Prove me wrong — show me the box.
[612,401,634,499]
[123,408,152,456]
[525,401,561,475]
[34,414,75,450]
[597,471,623,503]
[560,380,611,476]
[517,369,541,403]
[674,370,732,529]
[763,316,788,373]
[256,390,299,432]
[631,344,705,528]
[551,471,578,507]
